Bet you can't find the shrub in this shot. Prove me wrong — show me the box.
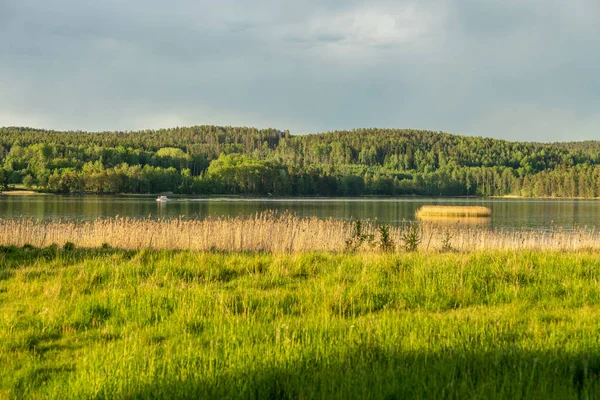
[441,229,454,252]
[63,242,76,251]
[43,244,59,259]
[378,224,395,253]
[401,222,422,252]
[345,220,375,252]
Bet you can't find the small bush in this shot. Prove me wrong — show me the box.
[441,229,454,252]
[378,224,395,253]
[101,243,112,250]
[345,220,375,252]
[42,244,59,259]
[63,242,76,252]
[401,222,422,252]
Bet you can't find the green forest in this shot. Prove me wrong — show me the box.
[2,125,600,197]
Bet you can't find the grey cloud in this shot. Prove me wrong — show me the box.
[0,0,599,141]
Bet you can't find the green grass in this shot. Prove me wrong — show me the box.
[1,246,600,399]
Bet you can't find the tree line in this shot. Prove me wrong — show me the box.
[2,125,600,197]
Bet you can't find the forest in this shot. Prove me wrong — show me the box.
[2,125,600,197]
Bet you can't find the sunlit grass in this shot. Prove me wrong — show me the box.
[1,246,599,398]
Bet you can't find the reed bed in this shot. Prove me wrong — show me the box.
[2,213,600,252]
[416,205,492,217]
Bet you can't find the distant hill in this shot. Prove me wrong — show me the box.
[1,125,599,197]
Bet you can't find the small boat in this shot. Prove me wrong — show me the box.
[156,196,170,202]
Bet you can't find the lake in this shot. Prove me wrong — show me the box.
[2,194,600,230]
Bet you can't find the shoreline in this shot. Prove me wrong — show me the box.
[2,190,600,201]
[0,190,42,195]
[491,195,600,200]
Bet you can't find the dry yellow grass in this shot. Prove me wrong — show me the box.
[0,190,40,196]
[416,205,492,218]
[1,213,599,253]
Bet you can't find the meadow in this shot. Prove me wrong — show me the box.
[1,245,600,399]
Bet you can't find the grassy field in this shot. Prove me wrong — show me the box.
[1,246,600,399]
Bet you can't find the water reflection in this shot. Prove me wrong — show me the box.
[417,215,492,229]
[1,194,600,230]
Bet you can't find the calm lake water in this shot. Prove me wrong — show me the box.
[2,194,600,230]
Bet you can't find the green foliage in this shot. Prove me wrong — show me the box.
[62,242,75,251]
[345,220,375,252]
[3,125,600,196]
[440,229,454,252]
[22,174,34,189]
[0,168,8,190]
[401,222,422,252]
[206,153,284,194]
[378,224,395,252]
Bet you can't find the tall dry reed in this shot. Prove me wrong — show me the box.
[1,213,599,253]
[416,205,492,217]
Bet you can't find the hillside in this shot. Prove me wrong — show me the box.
[1,126,599,197]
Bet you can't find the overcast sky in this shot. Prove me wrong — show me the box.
[1,0,599,142]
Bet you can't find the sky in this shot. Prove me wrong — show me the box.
[1,0,599,142]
